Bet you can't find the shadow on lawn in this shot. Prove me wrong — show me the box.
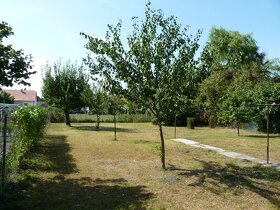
[71,125,137,133]
[168,160,280,208]
[3,176,152,210]
[22,134,77,174]
[1,134,152,210]
[243,134,280,139]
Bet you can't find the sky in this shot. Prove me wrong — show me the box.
[1,0,280,96]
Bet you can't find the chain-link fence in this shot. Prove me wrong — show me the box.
[0,103,20,191]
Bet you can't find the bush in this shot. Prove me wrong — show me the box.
[187,117,195,129]
[70,114,151,123]
[49,107,64,123]
[6,106,48,173]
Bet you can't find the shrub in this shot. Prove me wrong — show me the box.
[49,107,64,123]
[70,114,151,123]
[6,106,48,173]
[187,117,195,129]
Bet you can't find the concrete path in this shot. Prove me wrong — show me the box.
[173,138,280,170]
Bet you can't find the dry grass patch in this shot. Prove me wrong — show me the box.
[1,123,280,210]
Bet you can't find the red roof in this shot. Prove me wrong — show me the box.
[3,89,37,102]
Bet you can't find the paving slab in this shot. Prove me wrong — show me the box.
[173,138,280,170]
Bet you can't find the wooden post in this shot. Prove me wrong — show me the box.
[174,114,177,139]
[266,106,269,164]
[114,112,116,141]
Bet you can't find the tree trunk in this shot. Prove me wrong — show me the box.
[237,123,240,136]
[96,112,100,130]
[158,120,166,169]
[64,110,71,127]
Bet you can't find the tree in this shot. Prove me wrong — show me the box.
[252,83,280,133]
[82,1,201,169]
[42,60,89,126]
[0,21,35,86]
[200,27,266,74]
[197,28,269,123]
[0,90,14,103]
[86,86,108,130]
[218,86,255,136]
[108,94,124,140]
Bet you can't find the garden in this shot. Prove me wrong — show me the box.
[1,122,280,209]
[1,1,280,209]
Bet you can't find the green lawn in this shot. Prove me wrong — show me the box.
[1,123,280,209]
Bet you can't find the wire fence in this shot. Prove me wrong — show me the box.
[0,103,20,191]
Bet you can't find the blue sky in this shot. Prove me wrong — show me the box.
[1,0,280,96]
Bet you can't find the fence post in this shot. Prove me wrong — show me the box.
[1,114,7,191]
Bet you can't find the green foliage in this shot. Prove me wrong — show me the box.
[48,107,65,123]
[82,1,202,168]
[0,90,14,103]
[219,86,255,125]
[42,60,90,126]
[253,83,280,133]
[0,21,35,86]
[219,83,280,133]
[187,117,195,129]
[198,28,269,122]
[6,106,48,173]
[201,27,266,73]
[87,87,109,129]
[70,114,151,123]
[197,70,232,114]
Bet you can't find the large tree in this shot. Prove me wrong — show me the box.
[200,27,266,74]
[42,60,89,126]
[82,1,201,169]
[197,28,269,122]
[0,21,34,86]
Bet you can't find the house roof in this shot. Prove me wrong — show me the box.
[3,89,37,102]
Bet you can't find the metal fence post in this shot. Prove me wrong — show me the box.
[1,114,7,191]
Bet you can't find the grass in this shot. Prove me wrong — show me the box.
[1,123,280,209]
[175,126,280,163]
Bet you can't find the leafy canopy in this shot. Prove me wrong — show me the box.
[197,27,269,120]
[201,27,266,73]
[0,21,35,86]
[82,2,201,121]
[42,60,90,126]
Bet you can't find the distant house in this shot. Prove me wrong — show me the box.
[3,89,37,105]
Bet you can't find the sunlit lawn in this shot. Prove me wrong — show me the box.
[1,123,280,209]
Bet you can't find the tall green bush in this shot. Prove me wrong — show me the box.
[6,106,48,173]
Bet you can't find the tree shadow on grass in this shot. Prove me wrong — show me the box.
[22,134,77,174]
[1,134,153,209]
[71,125,137,133]
[169,160,280,208]
[243,134,280,139]
[3,176,153,210]
[134,139,160,145]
